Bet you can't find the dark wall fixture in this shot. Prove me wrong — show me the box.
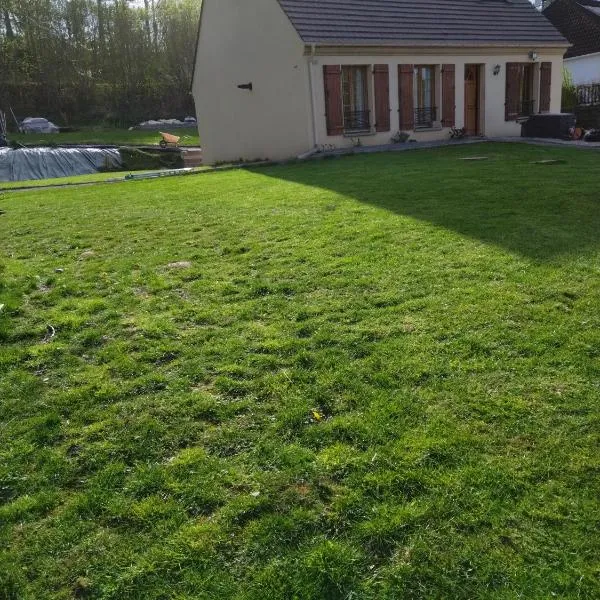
[237,83,253,91]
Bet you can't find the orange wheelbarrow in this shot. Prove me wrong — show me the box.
[159,131,181,148]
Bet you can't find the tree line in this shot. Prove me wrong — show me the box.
[0,0,201,127]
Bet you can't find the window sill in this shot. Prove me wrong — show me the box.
[414,123,443,132]
[343,129,374,137]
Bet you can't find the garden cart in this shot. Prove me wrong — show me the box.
[159,131,181,148]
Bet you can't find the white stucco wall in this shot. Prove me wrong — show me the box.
[311,48,566,150]
[565,53,600,85]
[192,0,311,164]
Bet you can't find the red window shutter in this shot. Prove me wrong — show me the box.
[441,64,456,127]
[398,64,414,130]
[540,62,552,113]
[373,64,390,132]
[505,63,521,121]
[323,65,343,136]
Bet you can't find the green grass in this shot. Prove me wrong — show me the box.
[10,126,200,147]
[0,168,207,191]
[1,143,600,599]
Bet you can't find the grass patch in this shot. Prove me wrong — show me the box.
[11,126,200,147]
[1,143,600,598]
[0,169,207,191]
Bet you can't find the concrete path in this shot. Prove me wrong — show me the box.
[323,136,600,158]
[491,136,600,149]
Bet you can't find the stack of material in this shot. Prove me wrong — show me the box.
[0,147,122,182]
[182,148,203,167]
[131,117,197,130]
[521,113,576,140]
[19,117,60,134]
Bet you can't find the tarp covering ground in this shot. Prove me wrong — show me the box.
[0,147,122,182]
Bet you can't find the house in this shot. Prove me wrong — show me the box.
[192,0,568,164]
[543,0,600,84]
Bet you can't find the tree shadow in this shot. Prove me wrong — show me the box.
[252,143,600,261]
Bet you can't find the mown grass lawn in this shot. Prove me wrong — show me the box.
[11,127,200,147]
[1,143,600,599]
[0,168,207,192]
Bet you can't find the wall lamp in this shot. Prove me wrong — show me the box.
[493,64,501,76]
[529,50,539,62]
[237,82,253,91]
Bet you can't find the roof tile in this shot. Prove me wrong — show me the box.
[278,0,568,46]
[544,0,600,57]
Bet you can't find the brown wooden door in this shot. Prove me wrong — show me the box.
[464,65,479,136]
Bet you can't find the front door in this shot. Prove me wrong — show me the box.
[464,65,479,136]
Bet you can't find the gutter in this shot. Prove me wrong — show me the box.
[564,50,600,61]
[304,40,571,50]
[304,42,571,58]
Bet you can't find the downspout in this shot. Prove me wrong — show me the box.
[307,43,319,150]
[537,59,543,114]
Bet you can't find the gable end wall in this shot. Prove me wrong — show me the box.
[192,0,311,164]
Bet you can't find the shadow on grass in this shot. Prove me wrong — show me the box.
[253,143,600,261]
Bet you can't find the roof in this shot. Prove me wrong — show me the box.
[585,4,600,16]
[277,0,568,47]
[544,0,600,57]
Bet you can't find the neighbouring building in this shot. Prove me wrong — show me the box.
[192,0,568,164]
[544,0,600,85]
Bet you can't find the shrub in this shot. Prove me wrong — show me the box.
[562,67,577,112]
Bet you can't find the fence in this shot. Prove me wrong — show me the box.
[562,84,600,129]
[577,84,600,107]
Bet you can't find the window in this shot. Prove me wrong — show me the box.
[414,66,436,128]
[506,63,535,120]
[518,64,535,116]
[342,66,370,132]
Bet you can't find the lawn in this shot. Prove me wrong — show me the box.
[10,127,200,147]
[1,143,599,599]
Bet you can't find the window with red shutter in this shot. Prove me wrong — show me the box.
[398,64,415,131]
[441,64,456,128]
[540,62,552,113]
[414,66,436,128]
[373,64,390,132]
[341,66,370,132]
[506,63,535,121]
[323,65,343,136]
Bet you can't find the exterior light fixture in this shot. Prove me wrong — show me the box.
[237,82,253,91]
[529,51,539,62]
[493,64,501,76]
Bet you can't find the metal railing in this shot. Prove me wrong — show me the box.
[508,100,535,118]
[415,107,437,128]
[577,84,600,106]
[521,100,535,117]
[343,109,370,132]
